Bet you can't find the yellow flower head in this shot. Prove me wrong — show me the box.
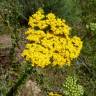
[48,92,62,96]
[21,8,83,68]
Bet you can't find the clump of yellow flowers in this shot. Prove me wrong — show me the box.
[48,92,62,96]
[21,8,83,68]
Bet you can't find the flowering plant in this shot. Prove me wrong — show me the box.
[22,8,82,68]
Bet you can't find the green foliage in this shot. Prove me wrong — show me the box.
[19,0,81,25]
[80,22,96,96]
[63,76,84,96]
[86,23,96,33]
[78,1,96,95]
[54,0,81,23]
[0,0,24,27]
[80,0,96,23]
[0,0,82,28]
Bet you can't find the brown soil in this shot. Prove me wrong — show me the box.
[0,34,11,68]
[0,34,12,48]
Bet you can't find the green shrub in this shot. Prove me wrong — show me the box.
[63,76,84,96]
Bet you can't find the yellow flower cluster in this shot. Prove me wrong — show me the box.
[48,92,62,96]
[21,8,83,68]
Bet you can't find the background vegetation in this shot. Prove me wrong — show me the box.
[0,0,96,96]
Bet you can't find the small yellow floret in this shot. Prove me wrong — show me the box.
[48,92,62,96]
